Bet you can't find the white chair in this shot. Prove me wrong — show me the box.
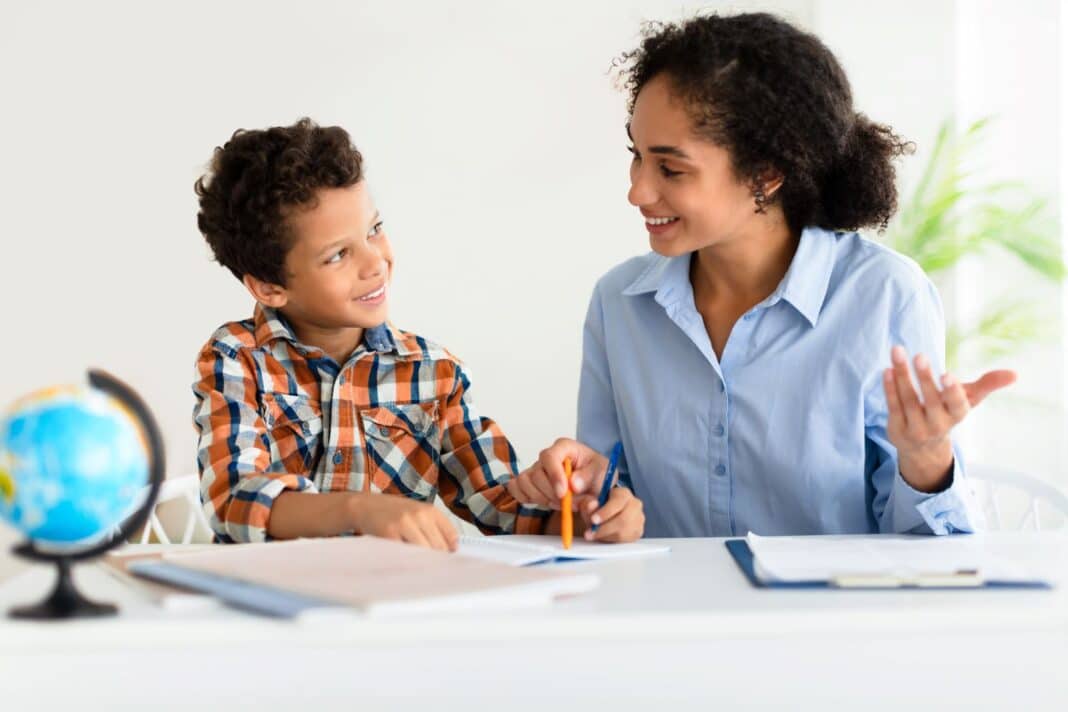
[967,464,1068,531]
[133,474,214,544]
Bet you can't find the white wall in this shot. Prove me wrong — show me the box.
[0,0,808,475]
[1,1,1062,487]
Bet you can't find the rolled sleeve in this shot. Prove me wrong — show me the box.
[193,342,319,543]
[437,361,550,535]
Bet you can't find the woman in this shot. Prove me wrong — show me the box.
[506,12,1015,539]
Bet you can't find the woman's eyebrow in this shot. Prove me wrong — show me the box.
[625,124,691,159]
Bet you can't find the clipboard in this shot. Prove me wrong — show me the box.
[725,539,1052,590]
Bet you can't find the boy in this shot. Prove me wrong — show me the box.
[192,118,644,549]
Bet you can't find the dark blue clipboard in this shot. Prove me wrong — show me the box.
[725,539,1052,590]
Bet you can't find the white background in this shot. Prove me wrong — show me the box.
[0,0,1063,490]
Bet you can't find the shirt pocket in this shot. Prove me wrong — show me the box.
[360,401,441,501]
[259,392,324,473]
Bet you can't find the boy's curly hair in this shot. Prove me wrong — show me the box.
[195,118,363,285]
[618,13,914,233]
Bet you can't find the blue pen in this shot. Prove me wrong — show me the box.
[591,441,623,533]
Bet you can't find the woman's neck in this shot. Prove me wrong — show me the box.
[689,216,800,307]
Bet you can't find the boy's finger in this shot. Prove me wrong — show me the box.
[527,467,560,504]
[400,520,430,549]
[434,515,459,552]
[421,519,449,552]
[506,473,538,504]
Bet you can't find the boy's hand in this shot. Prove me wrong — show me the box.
[505,438,610,507]
[575,487,644,543]
[350,493,458,552]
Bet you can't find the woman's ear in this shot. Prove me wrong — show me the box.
[242,274,288,309]
[757,167,785,199]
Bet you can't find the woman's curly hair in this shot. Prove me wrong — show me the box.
[195,118,363,285]
[618,13,913,233]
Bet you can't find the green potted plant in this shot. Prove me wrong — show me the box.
[881,118,1063,369]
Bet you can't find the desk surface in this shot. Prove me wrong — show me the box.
[3,533,1068,710]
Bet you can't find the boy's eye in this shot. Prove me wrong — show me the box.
[626,145,640,162]
[326,248,348,264]
[368,221,384,237]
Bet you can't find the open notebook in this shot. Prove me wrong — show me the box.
[457,535,671,566]
[121,537,600,618]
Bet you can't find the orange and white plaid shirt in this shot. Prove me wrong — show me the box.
[193,305,549,543]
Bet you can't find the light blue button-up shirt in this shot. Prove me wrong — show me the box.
[577,227,979,537]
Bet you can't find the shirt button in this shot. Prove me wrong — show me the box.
[718,381,726,393]
[715,464,726,476]
[378,425,391,437]
[333,452,343,465]
[713,424,725,436]
[743,313,754,321]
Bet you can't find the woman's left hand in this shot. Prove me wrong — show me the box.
[884,345,1016,492]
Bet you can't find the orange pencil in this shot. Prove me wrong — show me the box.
[561,458,573,549]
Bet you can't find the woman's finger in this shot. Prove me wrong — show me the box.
[913,353,950,433]
[884,368,906,436]
[940,373,970,422]
[891,346,924,432]
[587,505,634,542]
[590,488,631,527]
[961,370,1017,407]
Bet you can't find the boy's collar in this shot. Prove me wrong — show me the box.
[252,305,417,357]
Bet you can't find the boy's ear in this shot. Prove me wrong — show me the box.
[242,274,288,309]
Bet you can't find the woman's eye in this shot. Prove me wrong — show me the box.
[326,248,347,264]
[368,221,384,237]
[659,164,682,178]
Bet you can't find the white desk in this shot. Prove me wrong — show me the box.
[3,534,1067,711]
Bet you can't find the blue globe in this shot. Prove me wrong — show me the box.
[0,384,149,546]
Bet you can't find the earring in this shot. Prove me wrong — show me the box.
[752,186,768,214]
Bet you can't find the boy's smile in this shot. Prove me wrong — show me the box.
[243,180,394,362]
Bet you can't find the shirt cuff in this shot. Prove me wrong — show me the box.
[225,474,319,543]
[890,458,978,535]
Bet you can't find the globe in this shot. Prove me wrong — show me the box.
[0,385,148,545]
[0,370,165,619]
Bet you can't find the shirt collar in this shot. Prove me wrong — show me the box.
[773,226,837,327]
[621,226,837,327]
[252,304,415,357]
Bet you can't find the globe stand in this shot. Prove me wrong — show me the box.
[5,369,165,621]
[8,553,116,619]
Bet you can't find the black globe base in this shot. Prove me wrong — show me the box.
[8,557,117,620]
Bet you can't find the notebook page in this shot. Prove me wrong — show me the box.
[456,536,554,566]
[458,535,670,566]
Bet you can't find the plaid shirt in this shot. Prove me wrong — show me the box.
[193,305,548,543]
